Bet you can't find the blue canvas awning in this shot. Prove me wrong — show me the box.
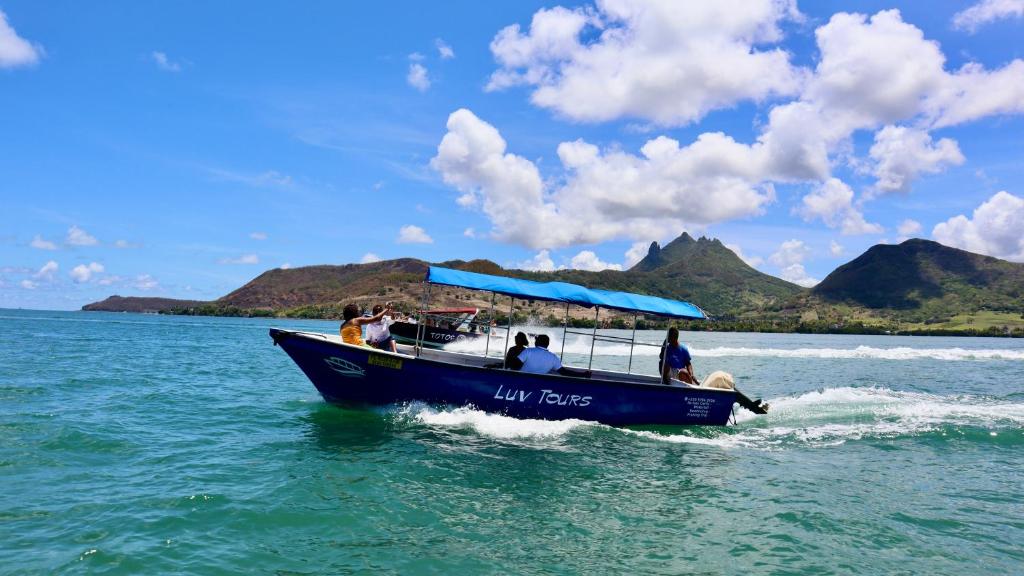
[426,266,706,320]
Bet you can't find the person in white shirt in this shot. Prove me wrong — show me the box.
[518,334,590,377]
[365,303,397,352]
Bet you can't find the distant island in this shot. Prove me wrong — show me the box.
[83,234,1024,337]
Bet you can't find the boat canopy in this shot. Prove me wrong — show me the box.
[426,266,706,320]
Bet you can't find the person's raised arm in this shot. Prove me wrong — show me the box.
[353,303,392,326]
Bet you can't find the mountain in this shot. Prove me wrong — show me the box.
[811,238,1024,319]
[82,232,803,318]
[82,295,207,313]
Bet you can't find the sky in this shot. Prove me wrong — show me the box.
[1,0,1023,310]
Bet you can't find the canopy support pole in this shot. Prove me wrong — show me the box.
[484,292,495,358]
[587,307,600,370]
[502,297,514,368]
[560,302,569,359]
[415,281,431,357]
[627,313,638,374]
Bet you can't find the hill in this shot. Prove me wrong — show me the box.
[82,295,207,313]
[810,239,1024,322]
[81,232,802,319]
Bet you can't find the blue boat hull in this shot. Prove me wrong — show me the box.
[270,329,737,427]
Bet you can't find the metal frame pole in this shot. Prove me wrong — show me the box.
[560,302,569,359]
[415,281,431,357]
[627,313,638,374]
[587,307,600,370]
[484,292,496,358]
[502,296,514,368]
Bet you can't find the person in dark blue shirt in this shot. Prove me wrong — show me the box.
[661,327,696,385]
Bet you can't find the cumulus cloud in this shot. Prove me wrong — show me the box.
[868,125,964,195]
[796,178,884,235]
[725,243,764,268]
[769,239,818,287]
[69,262,104,283]
[407,59,430,92]
[360,253,382,264]
[436,38,455,59]
[487,1,803,126]
[953,0,1024,32]
[829,240,844,256]
[897,219,923,237]
[66,225,98,246]
[219,254,259,265]
[397,225,433,244]
[0,10,42,69]
[431,109,773,249]
[932,191,1024,262]
[34,260,58,281]
[624,241,651,269]
[280,262,292,269]
[463,228,477,238]
[20,279,36,290]
[569,250,622,271]
[151,51,181,72]
[30,235,57,250]
[516,250,559,271]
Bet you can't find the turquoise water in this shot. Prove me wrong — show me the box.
[2,309,1023,575]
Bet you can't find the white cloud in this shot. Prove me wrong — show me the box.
[569,250,622,271]
[280,262,292,269]
[69,262,104,283]
[829,240,844,256]
[396,225,433,244]
[779,264,819,287]
[436,38,455,59]
[360,253,382,264]
[208,168,293,188]
[407,62,430,91]
[516,250,560,271]
[34,260,58,281]
[134,274,158,291]
[953,0,1024,32]
[796,178,884,235]
[933,191,1024,262]
[113,239,134,248]
[431,109,773,250]
[97,275,122,286]
[0,10,42,69]
[219,254,259,265]
[624,241,651,269]
[897,219,923,237]
[151,51,181,72]
[769,239,811,267]
[66,225,98,246]
[249,232,268,240]
[463,227,477,238]
[487,1,803,126]
[725,243,764,268]
[768,240,818,286]
[20,279,36,290]
[30,235,57,250]
[868,125,964,195]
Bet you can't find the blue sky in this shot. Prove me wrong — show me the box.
[1,1,1023,310]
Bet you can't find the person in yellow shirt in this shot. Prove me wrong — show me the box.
[340,302,392,346]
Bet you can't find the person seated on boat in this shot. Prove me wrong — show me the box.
[504,331,529,370]
[661,327,696,385]
[340,303,391,347]
[518,334,590,378]
[366,303,398,353]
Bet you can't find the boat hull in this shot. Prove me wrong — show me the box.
[271,329,736,426]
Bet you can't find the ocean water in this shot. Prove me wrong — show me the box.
[2,310,1023,575]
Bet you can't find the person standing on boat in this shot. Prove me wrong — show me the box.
[366,304,398,352]
[519,334,590,378]
[340,303,391,347]
[661,327,696,385]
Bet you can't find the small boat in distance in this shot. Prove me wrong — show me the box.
[271,266,768,427]
[389,307,484,349]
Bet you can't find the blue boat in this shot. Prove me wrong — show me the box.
[270,266,768,426]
